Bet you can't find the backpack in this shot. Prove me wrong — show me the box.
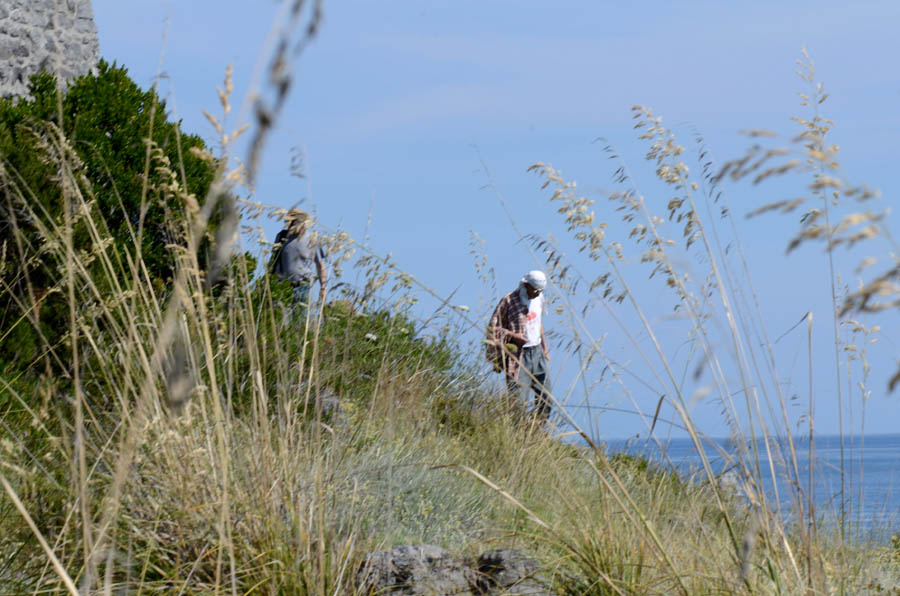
[484,325,503,373]
[269,229,287,276]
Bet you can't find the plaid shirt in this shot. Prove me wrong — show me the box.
[486,287,532,381]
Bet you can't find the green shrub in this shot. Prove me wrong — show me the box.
[226,273,463,409]
[0,60,215,371]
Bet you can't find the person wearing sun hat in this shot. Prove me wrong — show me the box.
[270,208,327,312]
[486,270,553,422]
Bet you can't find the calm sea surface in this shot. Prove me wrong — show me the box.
[608,433,900,539]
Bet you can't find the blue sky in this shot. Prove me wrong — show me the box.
[91,0,900,440]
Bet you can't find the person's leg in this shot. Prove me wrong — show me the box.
[291,281,311,319]
[529,349,553,422]
[505,372,526,423]
[505,374,519,395]
[517,347,541,426]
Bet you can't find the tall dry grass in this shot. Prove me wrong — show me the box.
[0,13,898,596]
[499,49,900,594]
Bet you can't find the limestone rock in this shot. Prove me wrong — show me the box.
[0,0,99,99]
[355,545,550,596]
[475,549,549,595]
[356,545,476,596]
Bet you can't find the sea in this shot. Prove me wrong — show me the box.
[607,433,900,541]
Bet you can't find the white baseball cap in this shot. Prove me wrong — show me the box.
[521,270,547,291]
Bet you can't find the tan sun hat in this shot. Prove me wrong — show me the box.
[286,208,310,224]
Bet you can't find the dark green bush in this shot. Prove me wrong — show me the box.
[0,60,215,371]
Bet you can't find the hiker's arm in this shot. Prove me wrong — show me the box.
[541,323,550,360]
[489,302,526,348]
[492,325,526,348]
[316,257,328,303]
[505,331,527,346]
[502,313,528,347]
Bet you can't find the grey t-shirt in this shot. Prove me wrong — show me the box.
[274,228,325,284]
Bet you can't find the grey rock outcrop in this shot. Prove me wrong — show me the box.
[357,545,476,596]
[355,545,550,596]
[475,549,549,595]
[0,0,99,99]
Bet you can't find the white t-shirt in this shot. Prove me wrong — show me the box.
[519,286,543,347]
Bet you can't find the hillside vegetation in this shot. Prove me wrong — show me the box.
[2,49,900,595]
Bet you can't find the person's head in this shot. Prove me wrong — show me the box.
[521,269,547,299]
[286,208,310,234]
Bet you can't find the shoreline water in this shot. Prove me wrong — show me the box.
[605,432,900,539]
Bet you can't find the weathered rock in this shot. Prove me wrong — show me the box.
[355,546,551,596]
[475,549,549,595]
[0,0,99,99]
[356,545,476,596]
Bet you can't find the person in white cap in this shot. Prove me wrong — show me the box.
[486,270,553,421]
